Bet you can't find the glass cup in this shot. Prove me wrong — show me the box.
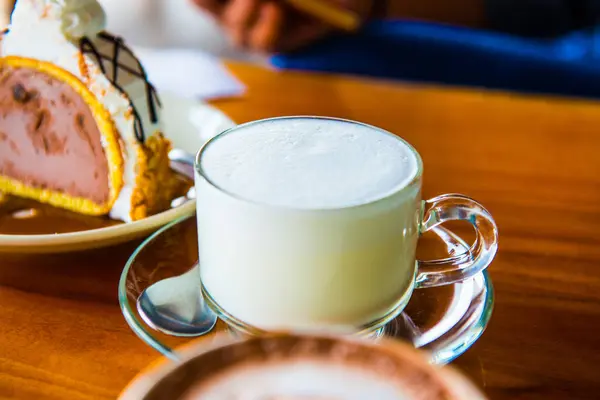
[194,116,498,335]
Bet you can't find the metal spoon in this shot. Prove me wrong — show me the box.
[136,150,217,337]
[137,265,217,337]
[169,148,196,175]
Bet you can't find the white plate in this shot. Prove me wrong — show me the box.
[0,93,235,253]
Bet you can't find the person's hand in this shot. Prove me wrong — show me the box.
[190,0,376,52]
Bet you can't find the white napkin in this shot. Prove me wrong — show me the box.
[134,47,246,100]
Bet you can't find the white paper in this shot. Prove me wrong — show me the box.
[134,47,246,100]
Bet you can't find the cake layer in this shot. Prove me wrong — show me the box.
[0,64,110,205]
[0,0,178,221]
[2,0,160,221]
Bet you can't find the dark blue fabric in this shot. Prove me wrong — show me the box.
[271,20,600,99]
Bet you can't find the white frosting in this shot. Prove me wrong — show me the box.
[2,0,161,221]
[200,118,418,209]
[58,0,107,38]
[186,361,408,400]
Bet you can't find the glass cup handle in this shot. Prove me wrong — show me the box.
[415,194,498,289]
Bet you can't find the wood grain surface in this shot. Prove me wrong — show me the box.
[1,63,600,399]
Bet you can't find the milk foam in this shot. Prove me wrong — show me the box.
[184,361,408,400]
[200,118,418,209]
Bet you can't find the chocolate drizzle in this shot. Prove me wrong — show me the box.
[79,32,161,143]
[0,28,160,143]
[79,36,145,144]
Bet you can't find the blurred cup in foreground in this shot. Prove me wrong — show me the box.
[120,333,486,399]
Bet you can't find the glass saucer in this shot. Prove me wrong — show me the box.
[119,215,493,365]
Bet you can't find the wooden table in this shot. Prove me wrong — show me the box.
[1,63,600,399]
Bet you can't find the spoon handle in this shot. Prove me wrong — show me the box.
[169,149,196,179]
[169,149,196,166]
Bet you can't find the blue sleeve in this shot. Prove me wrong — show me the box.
[271,18,600,99]
[486,0,600,37]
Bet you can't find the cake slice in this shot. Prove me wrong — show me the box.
[0,0,180,222]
